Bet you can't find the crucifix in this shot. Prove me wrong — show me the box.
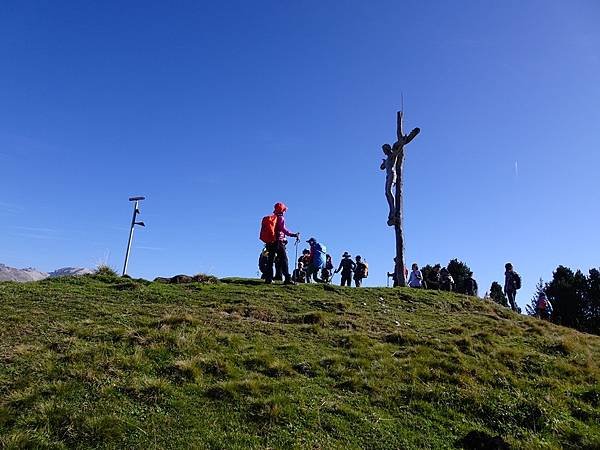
[380,111,420,287]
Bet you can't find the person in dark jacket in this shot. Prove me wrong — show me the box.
[321,254,334,283]
[354,255,368,287]
[298,249,310,268]
[464,272,478,297]
[427,264,441,289]
[292,262,307,283]
[440,267,454,291]
[387,257,410,287]
[334,252,356,287]
[504,262,520,311]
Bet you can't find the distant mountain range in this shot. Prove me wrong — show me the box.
[0,264,93,282]
[48,267,94,278]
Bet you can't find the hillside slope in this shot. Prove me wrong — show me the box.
[0,276,599,449]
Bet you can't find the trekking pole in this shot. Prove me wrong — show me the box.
[294,237,299,271]
[329,270,338,284]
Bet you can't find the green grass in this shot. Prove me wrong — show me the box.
[0,275,599,449]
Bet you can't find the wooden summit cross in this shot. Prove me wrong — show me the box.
[380,111,420,287]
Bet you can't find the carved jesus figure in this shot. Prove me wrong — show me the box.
[380,143,402,226]
[380,113,420,227]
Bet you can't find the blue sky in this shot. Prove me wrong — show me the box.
[1,1,599,310]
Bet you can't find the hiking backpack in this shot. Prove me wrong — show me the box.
[357,262,369,278]
[537,297,553,316]
[513,272,522,290]
[258,249,269,274]
[259,214,278,243]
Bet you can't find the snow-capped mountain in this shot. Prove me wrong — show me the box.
[0,264,48,282]
[48,267,94,278]
[0,264,93,282]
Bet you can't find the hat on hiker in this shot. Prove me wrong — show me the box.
[274,202,287,214]
[342,252,351,258]
[306,237,316,244]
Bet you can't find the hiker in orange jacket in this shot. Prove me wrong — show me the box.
[265,202,299,284]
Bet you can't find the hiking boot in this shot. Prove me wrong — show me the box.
[265,279,273,284]
[283,277,296,285]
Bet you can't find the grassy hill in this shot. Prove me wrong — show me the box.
[1,275,599,449]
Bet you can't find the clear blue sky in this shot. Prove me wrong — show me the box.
[1,1,599,310]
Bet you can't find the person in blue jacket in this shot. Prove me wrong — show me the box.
[305,237,326,283]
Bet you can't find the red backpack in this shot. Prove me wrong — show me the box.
[259,214,278,243]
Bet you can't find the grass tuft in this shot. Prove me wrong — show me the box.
[290,311,326,325]
[163,359,201,383]
[247,394,294,425]
[156,312,196,328]
[384,332,417,345]
[95,264,119,277]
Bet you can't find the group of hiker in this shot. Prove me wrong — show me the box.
[404,262,553,318]
[395,263,478,296]
[291,249,369,287]
[258,203,368,286]
[502,262,552,319]
[404,262,524,309]
[502,262,552,320]
[258,203,551,319]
